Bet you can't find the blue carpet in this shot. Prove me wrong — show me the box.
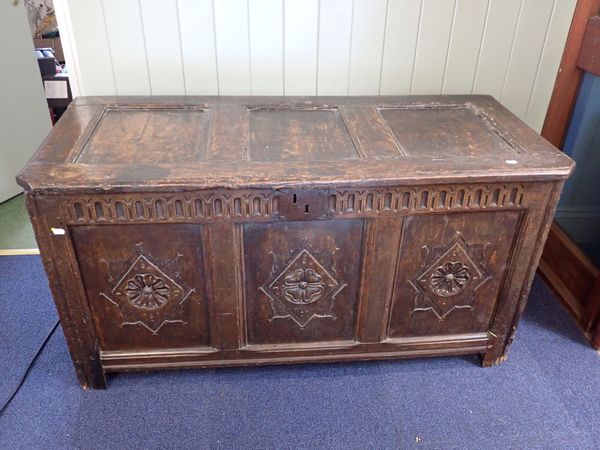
[0,256,58,410]
[1,256,599,449]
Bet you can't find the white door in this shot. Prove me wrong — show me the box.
[0,0,52,202]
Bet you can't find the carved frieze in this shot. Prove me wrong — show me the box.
[61,184,526,225]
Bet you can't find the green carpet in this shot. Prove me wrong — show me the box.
[0,194,36,250]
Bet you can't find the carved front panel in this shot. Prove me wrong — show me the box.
[387,211,522,338]
[71,224,211,351]
[243,220,363,345]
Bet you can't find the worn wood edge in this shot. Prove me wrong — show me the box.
[241,340,357,353]
[382,333,489,346]
[16,168,574,196]
[26,194,107,389]
[509,189,561,329]
[482,209,529,354]
[101,347,219,359]
[497,182,565,358]
[101,344,489,372]
[100,333,489,364]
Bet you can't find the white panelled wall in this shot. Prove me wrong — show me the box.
[54,0,576,132]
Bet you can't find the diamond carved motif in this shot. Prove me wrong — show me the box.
[260,248,346,328]
[410,235,490,320]
[101,255,194,334]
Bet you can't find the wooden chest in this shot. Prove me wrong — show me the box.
[18,96,573,389]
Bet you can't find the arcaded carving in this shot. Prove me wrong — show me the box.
[65,191,276,224]
[62,184,526,225]
[329,184,525,218]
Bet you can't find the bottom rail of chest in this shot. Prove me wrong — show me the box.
[100,333,491,372]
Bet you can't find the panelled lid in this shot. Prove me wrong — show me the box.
[17,95,574,193]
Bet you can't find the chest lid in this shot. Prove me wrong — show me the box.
[17,95,574,193]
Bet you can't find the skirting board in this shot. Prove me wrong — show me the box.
[0,248,40,256]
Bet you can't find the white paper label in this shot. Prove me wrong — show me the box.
[44,80,68,99]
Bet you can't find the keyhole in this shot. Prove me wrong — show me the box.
[304,204,310,214]
[293,194,297,204]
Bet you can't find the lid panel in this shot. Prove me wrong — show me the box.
[17,95,575,193]
[248,108,359,162]
[379,105,520,158]
[75,107,211,164]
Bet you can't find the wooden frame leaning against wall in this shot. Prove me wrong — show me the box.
[539,0,600,348]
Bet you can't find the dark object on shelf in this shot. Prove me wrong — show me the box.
[35,47,59,76]
[42,72,72,124]
[16,95,574,389]
[35,45,72,125]
[34,37,64,63]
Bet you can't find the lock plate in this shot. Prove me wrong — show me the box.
[276,189,332,221]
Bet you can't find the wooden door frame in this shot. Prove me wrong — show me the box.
[539,0,600,346]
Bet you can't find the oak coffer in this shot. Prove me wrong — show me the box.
[17,95,573,389]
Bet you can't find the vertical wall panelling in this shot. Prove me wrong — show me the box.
[62,0,576,131]
[102,0,150,95]
[249,0,284,95]
[65,0,115,95]
[138,0,186,95]
[317,0,353,95]
[500,0,556,119]
[213,0,252,95]
[178,0,219,95]
[347,0,388,95]
[283,0,319,95]
[53,0,82,97]
[472,0,522,99]
[410,0,456,95]
[380,0,422,95]
[525,0,578,132]
[442,0,489,95]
